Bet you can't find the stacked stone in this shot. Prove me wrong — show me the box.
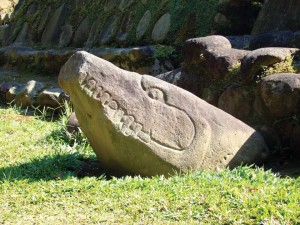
[3,2,183,47]
[1,0,261,48]
[227,31,300,50]
[164,35,300,157]
[0,46,174,75]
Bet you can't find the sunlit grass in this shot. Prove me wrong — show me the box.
[0,106,299,225]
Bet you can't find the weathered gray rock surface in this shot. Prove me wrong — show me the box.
[258,73,300,119]
[72,17,90,47]
[204,48,248,80]
[249,31,294,50]
[13,80,45,107]
[5,83,25,104]
[155,69,182,85]
[0,25,8,44]
[0,46,174,76]
[136,10,151,40]
[37,88,64,109]
[13,22,33,46]
[226,35,253,49]
[0,77,65,109]
[252,0,300,35]
[218,84,253,121]
[41,4,68,46]
[59,51,269,176]
[66,112,80,137]
[151,13,171,43]
[183,35,232,71]
[58,24,73,48]
[241,48,299,83]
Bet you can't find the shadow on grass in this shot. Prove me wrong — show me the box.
[1,153,299,183]
[0,124,128,183]
[264,156,300,178]
[1,102,59,116]
[0,153,126,182]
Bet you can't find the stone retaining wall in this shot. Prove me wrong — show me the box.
[161,35,300,158]
[1,0,262,48]
[0,45,178,75]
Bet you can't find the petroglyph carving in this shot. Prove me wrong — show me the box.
[59,51,269,176]
[79,71,196,150]
[79,72,152,144]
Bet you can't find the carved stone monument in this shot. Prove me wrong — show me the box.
[59,51,269,176]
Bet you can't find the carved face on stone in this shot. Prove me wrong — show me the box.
[78,71,196,151]
[59,51,269,176]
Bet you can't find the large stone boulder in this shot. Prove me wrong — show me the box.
[37,88,64,109]
[180,35,248,99]
[155,69,182,85]
[13,80,45,107]
[226,35,253,49]
[218,84,253,121]
[58,51,269,176]
[240,48,298,83]
[249,31,294,50]
[258,73,300,119]
[252,0,300,35]
[0,81,20,103]
[204,48,248,80]
[182,35,232,72]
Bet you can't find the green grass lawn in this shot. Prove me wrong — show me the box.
[0,106,299,225]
